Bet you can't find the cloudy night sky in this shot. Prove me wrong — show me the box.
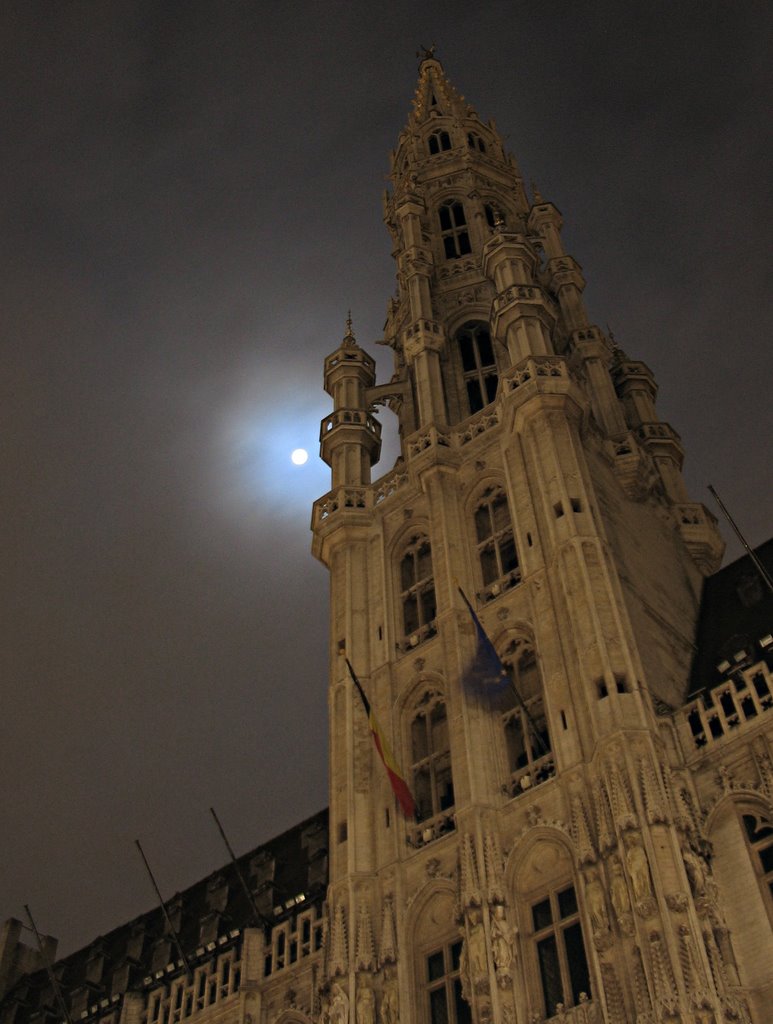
[1,1,771,956]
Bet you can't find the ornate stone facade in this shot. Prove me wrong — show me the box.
[2,53,772,1024]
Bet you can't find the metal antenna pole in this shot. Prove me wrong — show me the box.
[134,840,193,980]
[23,905,73,1024]
[708,484,773,594]
[209,807,270,931]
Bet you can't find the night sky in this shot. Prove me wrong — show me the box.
[2,2,771,957]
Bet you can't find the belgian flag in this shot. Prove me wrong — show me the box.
[344,656,417,819]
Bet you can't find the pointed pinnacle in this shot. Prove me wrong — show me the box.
[342,310,356,346]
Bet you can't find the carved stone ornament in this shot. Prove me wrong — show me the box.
[329,904,349,977]
[608,854,634,935]
[379,896,397,966]
[379,977,399,1024]
[624,833,657,919]
[489,908,514,987]
[356,985,376,1024]
[355,901,376,972]
[329,983,350,1024]
[665,892,688,914]
[465,912,489,993]
[583,866,612,951]
[648,931,678,1017]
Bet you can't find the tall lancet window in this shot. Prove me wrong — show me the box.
[457,322,498,413]
[474,485,519,598]
[410,690,454,824]
[399,535,437,647]
[500,640,554,794]
[439,202,471,259]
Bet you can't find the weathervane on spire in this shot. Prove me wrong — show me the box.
[343,309,356,346]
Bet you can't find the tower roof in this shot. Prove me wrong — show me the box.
[407,50,474,128]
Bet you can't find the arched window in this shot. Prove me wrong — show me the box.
[423,941,470,1024]
[457,322,497,413]
[399,535,437,647]
[515,841,593,1021]
[429,129,452,155]
[439,202,471,260]
[530,883,591,1016]
[466,132,486,153]
[500,640,553,794]
[743,812,773,905]
[483,203,497,228]
[410,690,454,823]
[474,485,519,597]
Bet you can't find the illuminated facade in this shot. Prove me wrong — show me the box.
[2,53,772,1024]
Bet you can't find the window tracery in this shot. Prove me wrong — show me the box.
[423,941,470,1024]
[456,321,497,413]
[428,129,452,155]
[409,690,454,824]
[399,535,437,649]
[439,202,471,260]
[500,640,554,794]
[743,811,773,906]
[530,884,591,1017]
[473,485,519,598]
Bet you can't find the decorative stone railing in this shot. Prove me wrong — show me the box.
[681,658,773,751]
[478,567,522,604]
[499,355,568,396]
[262,906,325,979]
[406,810,456,849]
[504,751,557,799]
[319,409,382,440]
[541,994,598,1024]
[142,936,242,1024]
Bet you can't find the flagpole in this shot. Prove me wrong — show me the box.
[209,807,270,931]
[457,585,549,757]
[134,840,193,980]
[708,484,773,594]
[23,905,73,1024]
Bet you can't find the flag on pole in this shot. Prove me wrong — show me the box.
[458,586,511,699]
[344,656,416,819]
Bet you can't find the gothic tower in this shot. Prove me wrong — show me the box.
[312,54,771,1024]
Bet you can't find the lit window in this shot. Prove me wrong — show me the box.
[439,202,471,260]
[429,129,452,155]
[410,691,454,823]
[424,941,471,1024]
[474,486,519,591]
[501,641,553,794]
[530,885,591,1017]
[743,812,773,905]
[457,322,497,413]
[400,536,437,646]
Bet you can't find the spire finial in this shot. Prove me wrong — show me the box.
[342,310,356,347]
[416,43,437,63]
[531,180,544,204]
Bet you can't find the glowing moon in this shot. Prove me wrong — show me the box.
[291,448,309,465]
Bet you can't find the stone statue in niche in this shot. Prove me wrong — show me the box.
[490,909,513,973]
[609,855,632,931]
[356,986,376,1024]
[330,984,350,1024]
[466,913,488,984]
[583,867,612,950]
[624,833,657,917]
[380,977,399,1024]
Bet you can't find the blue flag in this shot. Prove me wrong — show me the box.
[458,587,511,698]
